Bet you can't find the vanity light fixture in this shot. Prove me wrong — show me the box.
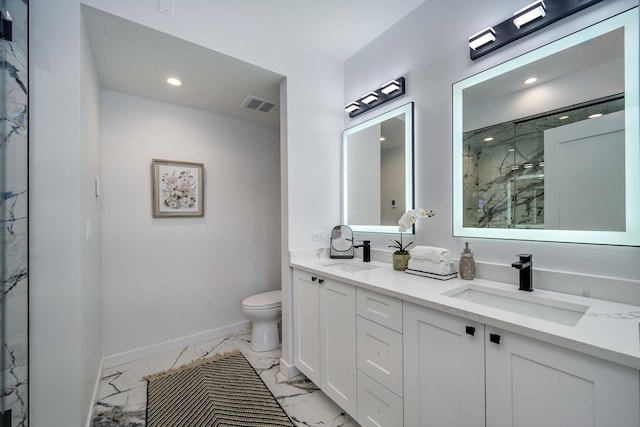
[361,92,379,105]
[513,1,546,29]
[166,77,182,86]
[468,0,604,60]
[345,77,406,118]
[345,101,360,113]
[469,27,496,50]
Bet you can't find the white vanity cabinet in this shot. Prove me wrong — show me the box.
[292,269,357,417]
[404,302,640,427]
[356,288,404,427]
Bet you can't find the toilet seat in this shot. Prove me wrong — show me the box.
[242,290,281,310]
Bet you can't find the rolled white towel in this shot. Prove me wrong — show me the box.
[409,246,452,263]
[407,258,455,275]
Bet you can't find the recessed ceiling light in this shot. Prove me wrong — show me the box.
[523,77,538,85]
[559,115,569,120]
[589,113,603,119]
[484,137,494,142]
[380,137,386,142]
[167,77,182,86]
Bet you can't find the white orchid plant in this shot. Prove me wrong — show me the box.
[388,208,435,254]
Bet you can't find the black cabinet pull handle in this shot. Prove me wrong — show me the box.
[318,279,324,284]
[489,333,501,345]
[311,276,317,282]
[465,326,476,336]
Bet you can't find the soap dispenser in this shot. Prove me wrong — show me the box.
[459,242,475,280]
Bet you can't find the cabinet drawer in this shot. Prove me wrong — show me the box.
[356,287,403,332]
[357,316,403,397]
[357,370,403,427]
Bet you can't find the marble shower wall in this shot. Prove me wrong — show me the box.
[462,97,624,229]
[1,0,28,425]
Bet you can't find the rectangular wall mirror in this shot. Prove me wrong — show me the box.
[453,9,639,245]
[343,102,414,233]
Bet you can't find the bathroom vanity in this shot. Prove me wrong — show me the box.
[290,256,640,427]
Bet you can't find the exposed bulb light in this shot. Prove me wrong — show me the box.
[513,1,547,29]
[380,80,400,95]
[589,113,603,119]
[361,92,379,105]
[345,101,360,113]
[484,137,494,142]
[167,77,182,86]
[469,27,496,50]
[523,77,538,85]
[559,115,570,120]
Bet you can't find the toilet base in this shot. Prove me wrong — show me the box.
[250,319,280,352]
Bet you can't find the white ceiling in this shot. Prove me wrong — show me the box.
[82,1,427,129]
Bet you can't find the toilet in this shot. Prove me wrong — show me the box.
[242,290,282,352]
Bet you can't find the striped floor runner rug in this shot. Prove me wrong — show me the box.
[145,350,294,426]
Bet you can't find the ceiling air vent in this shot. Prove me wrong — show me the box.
[241,96,278,113]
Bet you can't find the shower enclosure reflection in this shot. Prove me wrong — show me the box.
[463,96,625,230]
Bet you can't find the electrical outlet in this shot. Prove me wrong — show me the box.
[312,231,325,241]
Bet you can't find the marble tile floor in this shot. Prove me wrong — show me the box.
[91,332,360,427]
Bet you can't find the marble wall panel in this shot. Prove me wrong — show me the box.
[1,0,28,425]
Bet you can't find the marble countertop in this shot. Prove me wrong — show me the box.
[290,256,640,370]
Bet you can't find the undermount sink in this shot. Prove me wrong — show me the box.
[323,261,380,273]
[444,285,589,326]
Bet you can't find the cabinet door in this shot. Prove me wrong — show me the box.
[485,328,640,427]
[403,303,485,427]
[292,269,321,384]
[321,278,357,417]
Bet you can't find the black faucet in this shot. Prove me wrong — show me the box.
[354,240,371,262]
[512,254,533,291]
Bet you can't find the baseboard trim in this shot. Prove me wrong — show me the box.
[102,321,251,369]
[279,357,301,379]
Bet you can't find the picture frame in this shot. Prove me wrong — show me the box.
[151,159,204,218]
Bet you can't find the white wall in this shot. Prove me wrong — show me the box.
[100,90,281,357]
[30,1,103,425]
[345,0,640,281]
[79,11,104,421]
[31,0,344,424]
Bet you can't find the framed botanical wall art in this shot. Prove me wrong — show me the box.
[152,159,204,217]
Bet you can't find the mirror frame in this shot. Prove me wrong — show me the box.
[453,9,639,245]
[342,102,414,233]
